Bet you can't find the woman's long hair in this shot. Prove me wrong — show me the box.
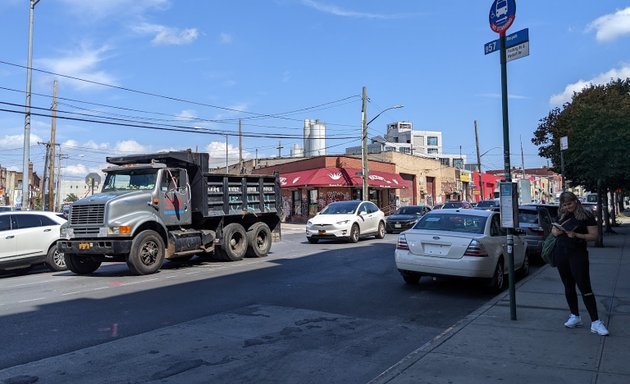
[558,191,592,221]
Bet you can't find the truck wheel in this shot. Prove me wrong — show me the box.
[127,230,165,275]
[45,243,67,271]
[65,254,101,275]
[215,223,248,261]
[245,223,272,258]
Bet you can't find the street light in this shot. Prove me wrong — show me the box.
[22,0,41,210]
[361,87,403,201]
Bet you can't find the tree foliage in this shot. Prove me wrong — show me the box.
[64,193,79,203]
[532,78,630,192]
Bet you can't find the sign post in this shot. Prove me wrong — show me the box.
[489,0,518,321]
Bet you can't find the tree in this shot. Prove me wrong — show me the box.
[532,78,630,245]
[64,193,79,203]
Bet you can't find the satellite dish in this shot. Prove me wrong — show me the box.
[85,172,101,186]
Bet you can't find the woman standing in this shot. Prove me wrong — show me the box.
[552,191,609,336]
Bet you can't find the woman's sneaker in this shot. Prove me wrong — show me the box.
[564,314,583,328]
[590,320,609,336]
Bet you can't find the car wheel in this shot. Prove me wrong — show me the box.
[127,230,165,275]
[348,224,360,243]
[45,243,67,271]
[307,237,319,244]
[401,271,422,285]
[214,223,248,261]
[65,253,101,275]
[488,259,506,292]
[375,221,386,239]
[245,223,272,258]
[518,253,530,278]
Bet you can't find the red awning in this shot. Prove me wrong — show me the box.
[280,168,352,187]
[344,168,408,189]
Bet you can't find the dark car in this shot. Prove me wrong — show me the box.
[441,201,473,209]
[517,205,553,261]
[474,199,500,210]
[385,205,431,233]
[581,202,598,215]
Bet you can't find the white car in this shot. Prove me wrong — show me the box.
[0,211,67,272]
[306,200,386,243]
[395,209,528,291]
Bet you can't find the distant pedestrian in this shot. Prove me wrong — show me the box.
[552,191,609,336]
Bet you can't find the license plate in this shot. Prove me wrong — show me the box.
[78,242,93,250]
[394,224,401,228]
[318,230,326,235]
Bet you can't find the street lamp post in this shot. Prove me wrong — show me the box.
[22,0,41,210]
[360,86,403,200]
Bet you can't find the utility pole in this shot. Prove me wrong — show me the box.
[238,119,243,173]
[224,135,229,174]
[474,120,483,201]
[276,141,283,158]
[48,80,57,212]
[361,86,368,201]
[22,0,41,210]
[55,149,66,212]
[39,142,50,208]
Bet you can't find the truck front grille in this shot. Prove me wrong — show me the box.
[70,204,105,225]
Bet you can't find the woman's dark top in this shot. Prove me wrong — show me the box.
[554,211,596,256]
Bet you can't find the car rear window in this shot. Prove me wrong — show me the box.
[518,210,539,225]
[414,213,487,234]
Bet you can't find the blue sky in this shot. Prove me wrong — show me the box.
[1,0,629,181]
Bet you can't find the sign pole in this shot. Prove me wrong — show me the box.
[500,31,517,321]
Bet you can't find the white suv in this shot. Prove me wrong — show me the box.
[0,211,67,272]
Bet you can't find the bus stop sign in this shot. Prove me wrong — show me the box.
[489,0,516,34]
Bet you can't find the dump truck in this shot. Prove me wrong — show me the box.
[58,150,281,275]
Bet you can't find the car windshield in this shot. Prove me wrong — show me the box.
[102,169,158,192]
[395,206,424,215]
[413,213,487,234]
[443,202,463,209]
[320,201,361,215]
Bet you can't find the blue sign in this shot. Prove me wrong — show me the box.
[489,0,516,34]
[484,28,528,55]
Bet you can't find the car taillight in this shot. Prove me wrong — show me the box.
[397,234,409,250]
[464,239,488,257]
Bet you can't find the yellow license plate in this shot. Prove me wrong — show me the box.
[78,242,93,250]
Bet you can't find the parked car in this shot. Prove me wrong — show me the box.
[394,209,528,291]
[385,205,431,234]
[306,200,385,243]
[0,211,67,272]
[517,205,553,261]
[443,201,473,209]
[474,199,500,211]
[581,202,598,215]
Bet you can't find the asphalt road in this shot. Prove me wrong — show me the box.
[0,230,525,383]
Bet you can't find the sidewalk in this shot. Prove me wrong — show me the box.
[371,214,630,384]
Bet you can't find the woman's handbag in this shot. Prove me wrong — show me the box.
[541,234,557,266]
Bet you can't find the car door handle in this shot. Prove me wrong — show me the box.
[5,235,14,239]
[44,229,52,232]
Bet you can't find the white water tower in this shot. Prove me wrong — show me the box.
[303,119,326,157]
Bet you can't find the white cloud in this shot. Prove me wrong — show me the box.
[205,141,250,168]
[176,110,198,121]
[61,139,109,151]
[132,22,199,46]
[0,133,43,149]
[549,65,630,106]
[115,140,150,154]
[36,44,118,90]
[64,163,90,177]
[477,93,529,100]
[58,0,170,19]
[219,33,233,44]
[587,7,630,42]
[301,0,396,19]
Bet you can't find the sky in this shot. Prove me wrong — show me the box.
[1,0,630,182]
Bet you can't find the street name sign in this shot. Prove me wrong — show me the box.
[505,41,529,62]
[484,28,528,55]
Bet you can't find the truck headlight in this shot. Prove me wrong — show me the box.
[107,226,132,235]
[60,225,73,239]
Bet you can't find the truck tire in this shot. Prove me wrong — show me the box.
[215,223,248,261]
[65,253,101,275]
[45,243,67,271]
[127,230,165,275]
[245,223,272,258]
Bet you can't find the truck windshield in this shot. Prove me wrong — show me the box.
[102,169,158,191]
